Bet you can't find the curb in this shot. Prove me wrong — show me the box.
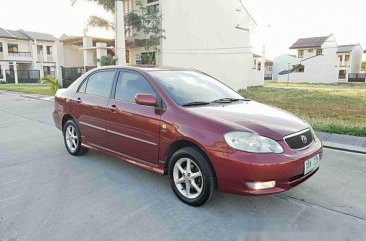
[0,90,54,102]
[317,132,366,154]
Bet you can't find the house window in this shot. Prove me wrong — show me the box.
[298,65,305,73]
[37,45,43,54]
[253,59,257,69]
[8,43,18,53]
[338,70,347,79]
[308,49,314,53]
[258,62,262,71]
[316,49,322,55]
[46,46,53,55]
[345,55,350,62]
[126,50,130,64]
[338,55,343,62]
[0,42,3,53]
[298,50,304,58]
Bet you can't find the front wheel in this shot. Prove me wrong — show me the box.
[168,147,215,207]
[63,119,89,156]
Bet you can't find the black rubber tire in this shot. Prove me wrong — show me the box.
[63,119,89,156]
[168,146,215,207]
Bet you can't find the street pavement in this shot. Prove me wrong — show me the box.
[0,92,365,241]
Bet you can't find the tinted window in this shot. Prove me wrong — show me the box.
[115,71,156,103]
[85,71,115,97]
[149,71,243,106]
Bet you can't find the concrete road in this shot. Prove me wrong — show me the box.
[0,93,365,241]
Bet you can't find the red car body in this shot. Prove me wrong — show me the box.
[53,66,322,196]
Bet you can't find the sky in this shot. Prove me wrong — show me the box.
[0,0,365,59]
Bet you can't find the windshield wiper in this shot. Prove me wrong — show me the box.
[182,101,211,107]
[211,98,247,103]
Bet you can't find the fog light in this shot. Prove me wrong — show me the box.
[246,181,276,190]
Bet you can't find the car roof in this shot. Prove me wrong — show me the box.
[95,65,195,72]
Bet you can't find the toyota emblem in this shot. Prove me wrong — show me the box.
[300,135,308,144]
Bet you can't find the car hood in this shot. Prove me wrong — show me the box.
[186,101,309,140]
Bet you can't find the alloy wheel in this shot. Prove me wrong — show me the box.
[173,158,203,199]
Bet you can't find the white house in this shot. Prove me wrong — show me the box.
[57,0,264,89]
[0,28,60,84]
[335,44,363,82]
[278,35,364,83]
[272,54,297,80]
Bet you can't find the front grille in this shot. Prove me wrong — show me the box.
[284,129,313,150]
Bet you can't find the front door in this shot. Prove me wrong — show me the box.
[72,69,116,148]
[107,70,161,164]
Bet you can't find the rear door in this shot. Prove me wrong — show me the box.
[106,70,161,164]
[72,69,116,148]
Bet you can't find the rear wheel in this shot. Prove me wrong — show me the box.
[63,119,88,156]
[168,147,215,207]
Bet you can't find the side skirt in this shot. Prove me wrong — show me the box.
[81,143,165,175]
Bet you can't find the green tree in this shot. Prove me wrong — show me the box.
[71,0,165,65]
[125,0,165,65]
[97,55,117,66]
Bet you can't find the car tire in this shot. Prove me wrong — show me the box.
[168,146,215,207]
[63,119,89,156]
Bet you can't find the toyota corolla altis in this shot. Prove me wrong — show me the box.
[53,66,322,206]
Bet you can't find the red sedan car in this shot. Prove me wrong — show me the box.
[53,66,322,206]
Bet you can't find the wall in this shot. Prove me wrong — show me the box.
[272,54,298,80]
[61,43,84,67]
[350,46,363,73]
[160,0,258,90]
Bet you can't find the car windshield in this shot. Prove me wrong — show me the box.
[149,70,244,106]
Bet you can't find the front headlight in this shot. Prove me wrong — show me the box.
[224,132,284,154]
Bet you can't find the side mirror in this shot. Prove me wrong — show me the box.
[135,94,157,107]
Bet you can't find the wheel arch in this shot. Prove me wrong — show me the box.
[62,114,75,130]
[164,139,218,189]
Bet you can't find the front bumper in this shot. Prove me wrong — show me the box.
[205,139,323,196]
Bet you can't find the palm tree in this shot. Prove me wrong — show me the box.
[40,76,61,94]
[71,0,116,32]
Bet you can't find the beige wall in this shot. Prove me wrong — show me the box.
[160,0,258,90]
[62,44,84,68]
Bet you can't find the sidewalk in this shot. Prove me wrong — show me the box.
[316,132,366,154]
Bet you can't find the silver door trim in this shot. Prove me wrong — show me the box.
[107,129,158,146]
[79,121,106,132]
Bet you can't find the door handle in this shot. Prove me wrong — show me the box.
[76,97,82,104]
[109,105,118,112]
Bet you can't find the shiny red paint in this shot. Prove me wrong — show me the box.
[53,66,323,196]
[135,94,157,107]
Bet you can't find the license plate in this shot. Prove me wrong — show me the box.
[304,154,320,175]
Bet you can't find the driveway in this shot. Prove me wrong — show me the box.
[0,93,365,241]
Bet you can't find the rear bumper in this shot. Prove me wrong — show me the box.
[205,140,323,196]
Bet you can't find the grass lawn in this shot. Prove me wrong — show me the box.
[0,84,53,96]
[265,81,366,89]
[240,87,366,137]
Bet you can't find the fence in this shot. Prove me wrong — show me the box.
[4,70,40,84]
[61,66,96,87]
[348,73,366,83]
[17,70,40,83]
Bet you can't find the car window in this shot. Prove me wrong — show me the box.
[149,71,243,106]
[85,70,116,97]
[115,71,156,103]
[78,79,87,93]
